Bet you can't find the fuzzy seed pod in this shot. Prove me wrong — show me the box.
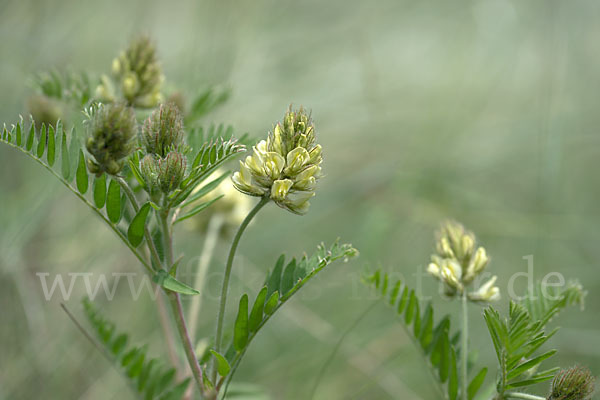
[548,366,595,400]
[141,103,185,157]
[232,106,323,215]
[86,103,137,176]
[158,151,187,193]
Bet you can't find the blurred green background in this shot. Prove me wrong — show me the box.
[1,0,599,399]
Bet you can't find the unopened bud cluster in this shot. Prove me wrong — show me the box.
[548,366,595,400]
[232,106,322,214]
[139,104,187,194]
[427,221,499,302]
[86,103,137,176]
[97,36,164,108]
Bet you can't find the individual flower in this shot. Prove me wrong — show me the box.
[86,103,137,176]
[548,366,595,400]
[468,275,500,302]
[427,220,499,302]
[232,106,323,214]
[141,102,185,157]
[97,36,164,108]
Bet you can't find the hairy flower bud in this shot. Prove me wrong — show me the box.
[548,366,595,400]
[86,103,137,176]
[232,106,323,214]
[158,151,187,193]
[141,103,185,157]
[26,95,63,129]
[427,221,499,302]
[140,154,160,193]
[110,36,164,108]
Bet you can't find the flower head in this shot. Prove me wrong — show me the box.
[548,366,595,400]
[427,220,499,302]
[99,36,164,108]
[86,103,137,176]
[232,106,322,214]
[141,102,185,157]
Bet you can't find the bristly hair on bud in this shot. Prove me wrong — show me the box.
[140,154,160,194]
[141,102,185,157]
[85,103,137,176]
[158,151,187,194]
[232,105,323,215]
[98,35,164,108]
[548,366,595,400]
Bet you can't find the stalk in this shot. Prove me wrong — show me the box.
[213,196,269,380]
[461,290,468,400]
[160,205,205,395]
[188,214,224,344]
[504,393,545,400]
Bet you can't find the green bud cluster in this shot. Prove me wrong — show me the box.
[26,95,63,129]
[158,151,187,193]
[427,221,499,302]
[138,104,187,195]
[98,36,164,108]
[141,103,184,157]
[86,103,137,176]
[232,106,322,214]
[548,367,595,400]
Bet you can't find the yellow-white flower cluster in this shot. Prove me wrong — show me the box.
[232,106,322,214]
[427,221,500,302]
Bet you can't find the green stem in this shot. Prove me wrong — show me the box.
[115,176,162,270]
[504,393,545,400]
[168,291,205,396]
[461,290,469,400]
[115,178,181,371]
[159,205,205,395]
[188,214,224,345]
[213,196,269,380]
[159,209,174,268]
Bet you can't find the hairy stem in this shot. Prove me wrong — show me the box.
[116,176,180,371]
[115,176,162,270]
[160,205,205,395]
[188,214,224,344]
[461,290,469,400]
[159,209,174,268]
[168,291,205,396]
[213,196,269,380]
[156,290,181,372]
[504,393,545,400]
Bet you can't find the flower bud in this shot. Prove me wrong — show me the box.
[158,151,187,193]
[86,103,137,176]
[111,36,164,108]
[548,366,595,400]
[26,95,63,129]
[140,154,160,193]
[232,105,323,214]
[141,103,185,157]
